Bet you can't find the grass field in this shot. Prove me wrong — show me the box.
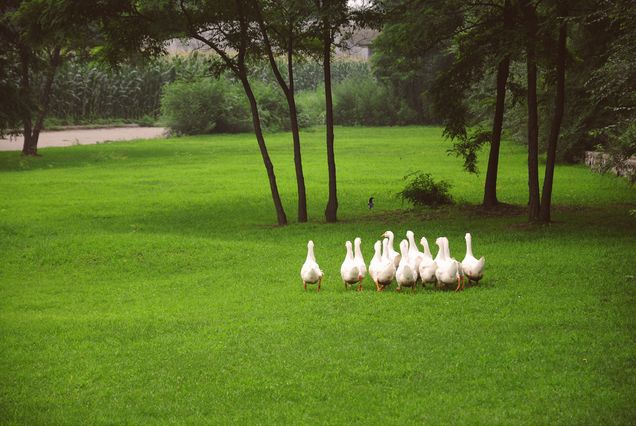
[1,126,635,424]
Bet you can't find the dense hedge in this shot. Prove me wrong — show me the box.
[160,77,293,135]
[333,77,419,126]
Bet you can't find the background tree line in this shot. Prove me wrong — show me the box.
[1,0,633,226]
[373,0,635,222]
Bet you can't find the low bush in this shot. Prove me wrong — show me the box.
[161,78,229,135]
[397,172,454,207]
[161,77,294,135]
[160,66,428,135]
[295,87,325,127]
[251,81,291,131]
[333,77,419,126]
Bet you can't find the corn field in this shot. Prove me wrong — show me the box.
[48,61,168,121]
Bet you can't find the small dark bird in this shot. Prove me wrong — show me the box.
[368,197,375,209]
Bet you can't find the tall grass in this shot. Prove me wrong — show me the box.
[48,60,173,122]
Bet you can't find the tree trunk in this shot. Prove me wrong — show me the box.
[239,74,288,226]
[323,25,338,223]
[483,57,511,207]
[253,7,307,223]
[29,47,62,156]
[539,2,568,223]
[482,0,513,208]
[286,43,308,222]
[18,46,35,156]
[524,0,540,222]
[20,47,61,156]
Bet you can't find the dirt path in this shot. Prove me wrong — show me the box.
[0,127,167,151]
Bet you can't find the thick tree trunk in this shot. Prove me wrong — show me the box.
[286,45,308,222]
[482,0,513,208]
[483,57,510,207]
[323,26,338,223]
[239,75,288,226]
[539,2,568,223]
[18,46,35,156]
[21,47,61,156]
[524,0,540,222]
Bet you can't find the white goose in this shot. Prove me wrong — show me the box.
[406,230,425,279]
[396,239,418,292]
[381,230,401,268]
[461,233,485,286]
[434,237,463,291]
[418,237,437,286]
[301,240,323,291]
[375,238,396,291]
[368,240,382,288]
[353,237,367,284]
[341,240,363,291]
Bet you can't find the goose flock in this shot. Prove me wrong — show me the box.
[300,231,485,292]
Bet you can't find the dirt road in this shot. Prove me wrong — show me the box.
[0,126,167,151]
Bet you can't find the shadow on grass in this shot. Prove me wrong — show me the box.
[0,138,241,173]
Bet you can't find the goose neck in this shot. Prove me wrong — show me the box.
[346,243,354,260]
[307,245,315,262]
[443,238,451,259]
[354,240,363,259]
[422,238,431,256]
[465,235,474,258]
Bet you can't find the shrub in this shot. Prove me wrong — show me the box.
[333,77,418,126]
[160,76,301,135]
[295,87,325,127]
[251,81,291,131]
[161,78,227,135]
[397,172,454,207]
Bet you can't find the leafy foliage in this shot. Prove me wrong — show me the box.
[333,76,417,126]
[161,77,252,135]
[160,76,296,135]
[397,172,454,207]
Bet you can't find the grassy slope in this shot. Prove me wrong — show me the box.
[0,126,634,424]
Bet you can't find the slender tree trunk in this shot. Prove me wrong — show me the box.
[524,0,540,222]
[286,43,308,222]
[323,25,338,223]
[539,2,568,223]
[239,74,288,226]
[253,8,307,223]
[181,2,287,226]
[482,0,513,208]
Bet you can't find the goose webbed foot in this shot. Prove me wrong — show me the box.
[303,282,307,291]
[455,277,462,292]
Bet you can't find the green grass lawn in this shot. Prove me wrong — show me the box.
[1,126,635,424]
